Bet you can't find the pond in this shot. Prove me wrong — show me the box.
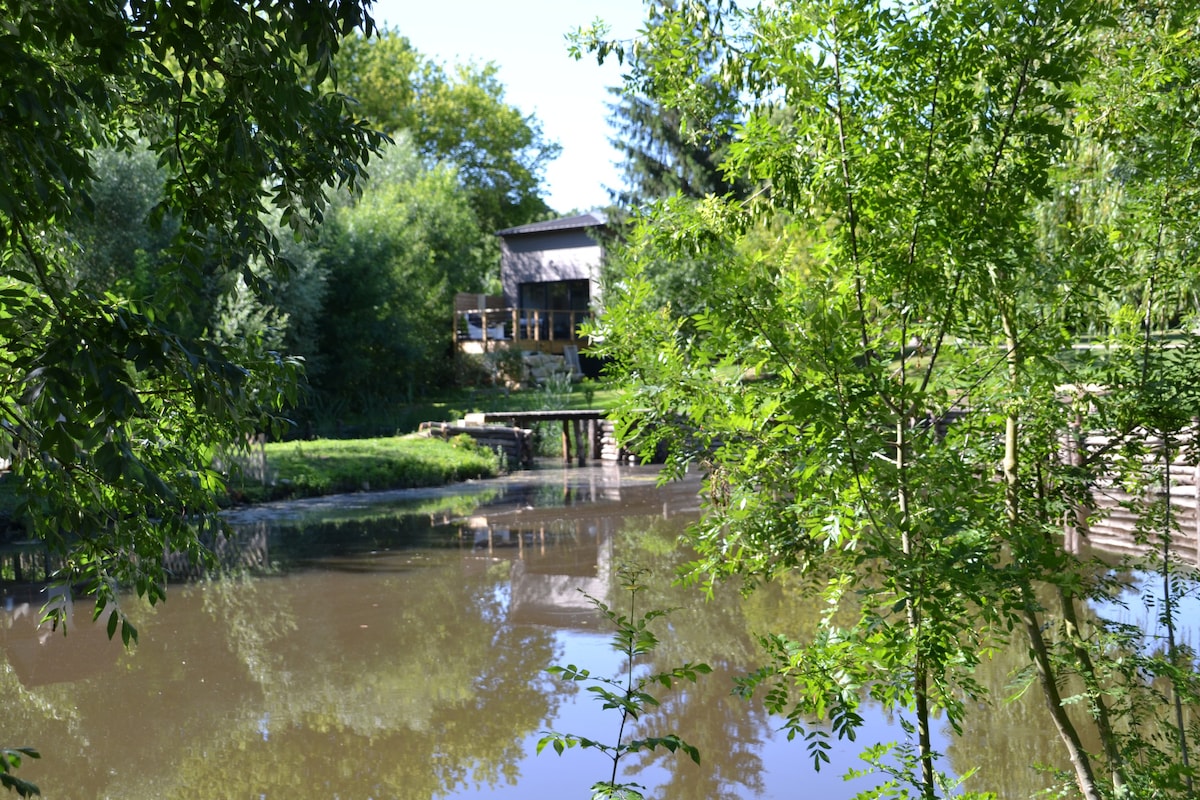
[0,463,1191,799]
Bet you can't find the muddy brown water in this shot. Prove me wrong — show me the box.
[0,463,1190,799]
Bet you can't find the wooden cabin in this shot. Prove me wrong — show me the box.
[456,212,607,356]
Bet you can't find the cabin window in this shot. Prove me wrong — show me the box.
[518,280,590,340]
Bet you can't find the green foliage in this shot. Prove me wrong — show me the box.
[538,565,711,800]
[605,90,749,209]
[581,378,599,407]
[311,137,488,407]
[0,748,38,798]
[490,348,529,388]
[334,28,560,230]
[64,144,333,381]
[600,1,753,211]
[67,145,176,300]
[0,0,384,635]
[578,0,1200,798]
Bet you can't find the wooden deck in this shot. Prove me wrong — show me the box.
[454,298,591,357]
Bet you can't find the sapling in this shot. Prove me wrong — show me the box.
[537,565,711,800]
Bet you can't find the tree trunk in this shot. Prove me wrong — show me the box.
[897,420,935,797]
[1001,311,1103,800]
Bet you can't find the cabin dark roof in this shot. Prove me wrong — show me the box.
[496,211,607,237]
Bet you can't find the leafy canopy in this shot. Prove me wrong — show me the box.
[335,28,561,230]
[0,0,385,634]
[582,0,1200,797]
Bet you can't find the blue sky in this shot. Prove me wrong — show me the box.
[368,0,648,214]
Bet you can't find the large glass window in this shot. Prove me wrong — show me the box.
[518,280,590,340]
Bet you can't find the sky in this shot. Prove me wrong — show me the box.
[368,0,649,214]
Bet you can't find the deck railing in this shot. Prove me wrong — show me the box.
[455,306,591,346]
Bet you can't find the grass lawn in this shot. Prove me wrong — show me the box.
[303,381,621,439]
[0,381,622,530]
[228,434,501,504]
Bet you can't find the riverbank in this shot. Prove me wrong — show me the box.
[0,382,622,526]
[0,433,504,529]
[226,433,503,505]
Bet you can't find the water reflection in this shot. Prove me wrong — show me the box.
[0,467,713,799]
[3,464,1190,799]
[1,587,122,687]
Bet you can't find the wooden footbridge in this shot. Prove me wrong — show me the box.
[421,410,627,468]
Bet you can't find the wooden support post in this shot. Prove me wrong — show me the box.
[588,419,599,460]
[561,420,571,462]
[574,418,585,466]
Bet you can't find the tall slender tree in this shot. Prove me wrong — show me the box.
[606,89,749,208]
[580,0,1200,797]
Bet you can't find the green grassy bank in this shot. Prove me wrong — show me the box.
[233,379,622,504]
[0,380,621,527]
[0,434,501,530]
[227,434,502,505]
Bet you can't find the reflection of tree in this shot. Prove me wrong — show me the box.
[606,519,776,799]
[625,669,769,800]
[610,509,1074,799]
[943,574,1155,799]
[942,638,1069,799]
[4,528,561,799]
[166,557,559,799]
[12,468,1139,799]
[199,569,297,691]
[731,559,1072,796]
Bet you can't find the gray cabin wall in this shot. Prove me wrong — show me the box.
[500,229,603,308]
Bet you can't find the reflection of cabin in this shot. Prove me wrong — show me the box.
[457,512,615,629]
[455,212,607,357]
[1,589,123,686]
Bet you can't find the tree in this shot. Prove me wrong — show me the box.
[334,29,560,231]
[67,144,332,365]
[66,145,177,301]
[310,137,489,409]
[603,1,752,210]
[580,1,1200,798]
[596,0,756,321]
[0,0,384,634]
[606,90,748,209]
